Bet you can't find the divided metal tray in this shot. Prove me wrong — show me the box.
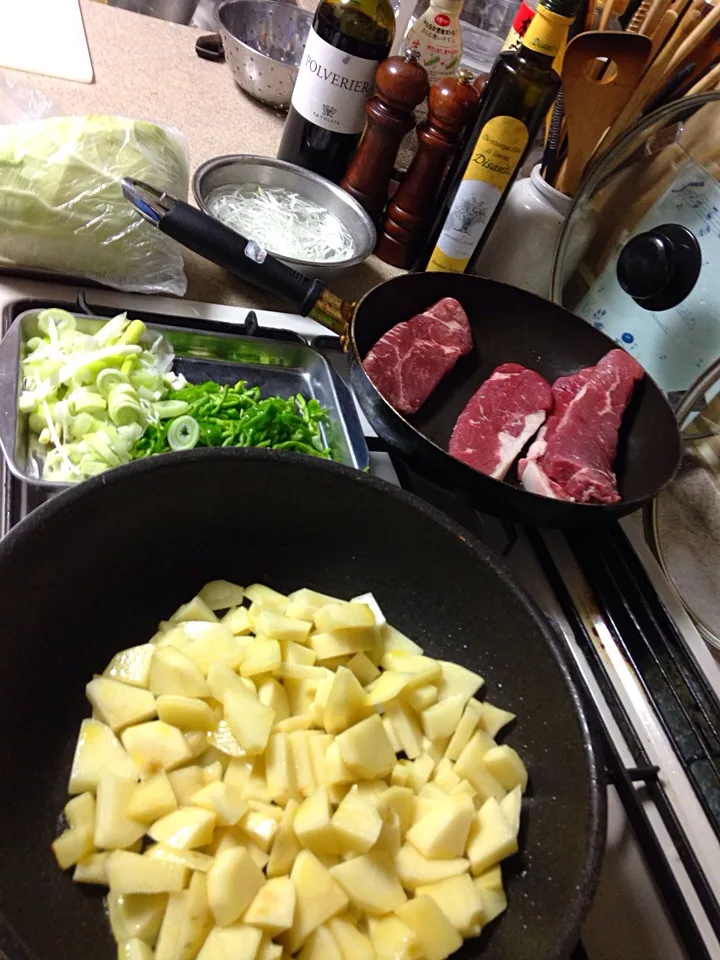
[0,307,369,487]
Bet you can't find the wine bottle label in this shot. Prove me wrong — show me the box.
[426,116,529,273]
[500,1,536,52]
[521,5,573,59]
[291,28,380,135]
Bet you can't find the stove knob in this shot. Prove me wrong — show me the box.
[616,223,701,312]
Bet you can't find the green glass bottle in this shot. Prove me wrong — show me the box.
[416,0,577,273]
[278,0,396,184]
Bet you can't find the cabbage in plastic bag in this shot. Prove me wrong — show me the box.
[0,115,189,295]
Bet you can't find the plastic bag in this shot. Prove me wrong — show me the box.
[0,113,190,295]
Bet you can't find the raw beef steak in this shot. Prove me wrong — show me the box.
[363,298,473,415]
[518,349,645,504]
[449,363,553,479]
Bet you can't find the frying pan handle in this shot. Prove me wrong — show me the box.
[195,34,225,62]
[159,200,324,317]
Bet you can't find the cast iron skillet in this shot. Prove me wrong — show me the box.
[121,179,682,528]
[0,450,605,960]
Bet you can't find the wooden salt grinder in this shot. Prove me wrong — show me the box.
[375,69,479,268]
[340,49,429,222]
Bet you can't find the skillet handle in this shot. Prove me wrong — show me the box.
[195,34,225,62]
[159,199,324,317]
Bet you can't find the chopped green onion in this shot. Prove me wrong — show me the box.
[154,400,190,419]
[97,368,129,396]
[168,415,200,451]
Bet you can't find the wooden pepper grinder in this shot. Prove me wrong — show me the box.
[375,69,479,269]
[340,49,429,223]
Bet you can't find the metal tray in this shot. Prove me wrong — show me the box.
[0,308,369,487]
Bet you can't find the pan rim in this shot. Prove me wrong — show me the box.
[0,447,606,960]
[348,272,682,515]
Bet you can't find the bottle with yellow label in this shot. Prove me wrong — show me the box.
[415,0,576,274]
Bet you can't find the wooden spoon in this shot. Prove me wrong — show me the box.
[554,32,652,196]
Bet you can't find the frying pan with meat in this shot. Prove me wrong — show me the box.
[122,178,682,528]
[0,450,605,960]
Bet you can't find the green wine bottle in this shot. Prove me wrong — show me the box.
[416,0,577,273]
[278,0,395,184]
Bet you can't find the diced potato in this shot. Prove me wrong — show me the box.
[170,597,218,624]
[107,850,188,894]
[122,721,193,776]
[297,925,342,960]
[207,846,265,925]
[254,609,312,645]
[65,791,96,831]
[313,602,375,637]
[144,844,215,873]
[74,850,110,885]
[327,914,374,960]
[95,773,146,849]
[157,696,217,732]
[199,579,245,610]
[206,720,248,759]
[331,851,406,915]
[240,808,280,852]
[308,733,332,786]
[107,891,168,944]
[86,677,157,733]
[418,783,449,803]
[479,702,515,739]
[241,638,282,677]
[265,733,297,804]
[104,645,155,689]
[324,667,372,735]
[52,826,94,870]
[380,624,424,657]
[467,797,518,875]
[381,653,439,680]
[192,780,248,826]
[385,701,423,760]
[168,763,222,805]
[128,772,178,823]
[244,876,296,934]
[266,798,301,878]
[244,756,272,803]
[332,785,383,854]
[444,700,483,761]
[379,786,415,837]
[207,663,251,703]
[500,785,522,835]
[252,678,288,724]
[395,844,469,890]
[286,588,342,622]
[289,731,317,798]
[118,937,154,960]
[149,647,211,699]
[224,757,253,796]
[406,794,474,859]
[405,684,438,712]
[196,924,263,960]
[420,695,465,742]
[408,753,435,793]
[283,639,317,665]
[69,719,139,794]
[390,762,411,788]
[336,715,396,780]
[416,873,484,936]
[148,806,217,849]
[224,687,275,755]
[436,662,484,703]
[257,939,282,960]
[483,745,528,792]
[367,914,418,960]
[473,865,507,923]
[183,623,246,675]
[366,671,410,707]
[283,850,349,953]
[245,583,290,614]
[153,626,191,650]
[274,714,313,734]
[346,652,380,686]
[222,605,253,636]
[155,870,214,960]
[395,895,463,960]
[294,784,338,856]
[454,732,505,803]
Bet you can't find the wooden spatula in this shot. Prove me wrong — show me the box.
[554,32,652,196]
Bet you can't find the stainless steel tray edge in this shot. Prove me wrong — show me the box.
[0,309,369,487]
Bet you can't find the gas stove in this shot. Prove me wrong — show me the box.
[1,276,719,960]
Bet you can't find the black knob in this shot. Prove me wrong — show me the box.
[616,223,701,312]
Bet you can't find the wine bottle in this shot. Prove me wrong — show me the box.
[415,0,576,273]
[277,0,395,184]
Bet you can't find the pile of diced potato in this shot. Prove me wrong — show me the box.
[53,580,527,960]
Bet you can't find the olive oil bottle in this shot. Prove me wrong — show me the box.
[278,0,395,184]
[415,0,576,273]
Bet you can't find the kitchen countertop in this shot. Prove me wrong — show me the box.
[4,0,401,310]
